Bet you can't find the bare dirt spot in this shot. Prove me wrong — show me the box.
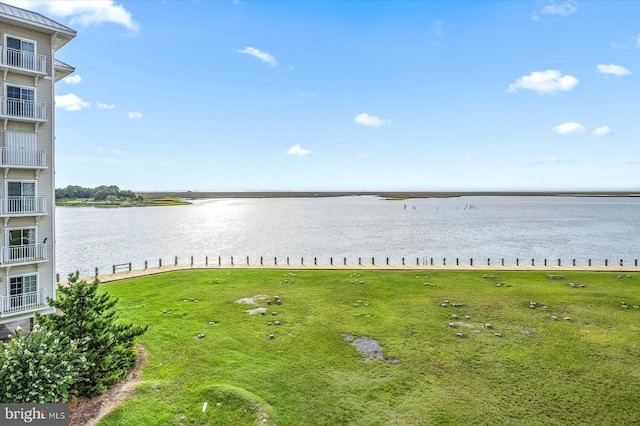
[235,295,268,305]
[342,334,387,361]
[69,345,148,426]
[236,295,270,314]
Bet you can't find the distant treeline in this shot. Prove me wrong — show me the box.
[56,185,142,201]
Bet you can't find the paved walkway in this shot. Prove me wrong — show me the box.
[61,262,640,285]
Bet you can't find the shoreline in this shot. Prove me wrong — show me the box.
[66,263,640,285]
[137,190,640,200]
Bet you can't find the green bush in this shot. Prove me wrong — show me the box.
[0,324,81,403]
[38,273,147,397]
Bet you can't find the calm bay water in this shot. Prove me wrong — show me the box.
[55,196,640,277]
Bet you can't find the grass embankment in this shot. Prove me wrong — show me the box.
[56,197,190,208]
[98,270,640,425]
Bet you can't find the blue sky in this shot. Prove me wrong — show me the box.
[7,0,640,191]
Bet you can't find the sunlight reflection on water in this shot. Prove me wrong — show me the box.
[55,196,640,277]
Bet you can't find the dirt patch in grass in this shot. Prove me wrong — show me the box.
[343,334,385,361]
[69,345,148,426]
[235,295,268,305]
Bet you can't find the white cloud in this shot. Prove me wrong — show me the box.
[286,145,310,157]
[593,126,611,136]
[507,70,578,94]
[55,93,89,111]
[236,47,277,67]
[63,74,81,84]
[128,112,143,120]
[637,35,640,48]
[596,64,631,76]
[552,122,585,134]
[96,102,115,110]
[611,42,626,49]
[3,0,138,30]
[532,1,576,21]
[354,113,389,127]
[541,1,577,16]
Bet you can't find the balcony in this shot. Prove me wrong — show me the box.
[0,244,48,267]
[0,131,46,174]
[1,97,46,122]
[0,46,47,80]
[0,196,47,217]
[0,147,46,168]
[0,288,48,317]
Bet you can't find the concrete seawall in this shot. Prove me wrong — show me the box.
[60,263,640,285]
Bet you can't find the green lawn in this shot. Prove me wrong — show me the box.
[97,269,640,425]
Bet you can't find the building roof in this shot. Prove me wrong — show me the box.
[0,2,76,44]
[54,58,75,81]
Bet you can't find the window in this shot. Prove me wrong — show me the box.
[6,85,35,118]
[8,228,36,260]
[7,181,36,213]
[6,36,35,70]
[9,274,37,309]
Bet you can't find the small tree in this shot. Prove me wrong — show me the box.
[0,324,81,403]
[38,272,147,397]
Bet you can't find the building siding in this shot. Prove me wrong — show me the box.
[0,6,74,327]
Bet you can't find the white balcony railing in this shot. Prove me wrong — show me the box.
[0,148,46,167]
[0,46,46,74]
[0,243,47,265]
[0,97,46,121]
[0,288,47,315]
[0,196,47,215]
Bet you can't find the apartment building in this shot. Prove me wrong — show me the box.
[0,3,75,332]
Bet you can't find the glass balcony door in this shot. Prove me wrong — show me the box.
[8,228,36,260]
[9,275,37,309]
[7,181,36,213]
[6,36,35,70]
[6,85,35,118]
